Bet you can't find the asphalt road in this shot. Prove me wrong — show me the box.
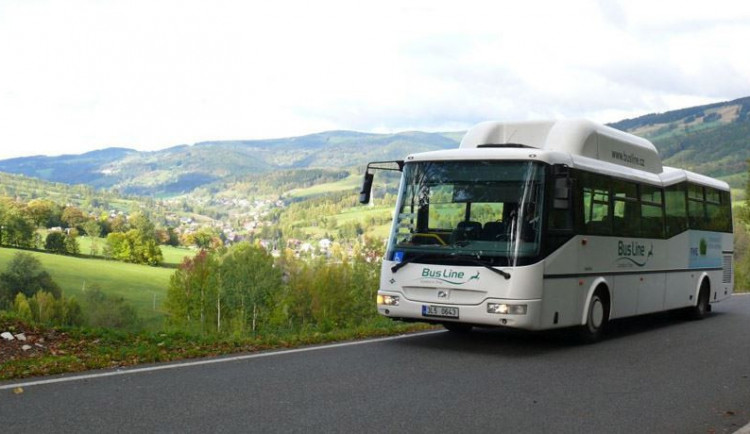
[2,294,750,434]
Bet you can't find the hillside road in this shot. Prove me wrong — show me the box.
[2,295,750,433]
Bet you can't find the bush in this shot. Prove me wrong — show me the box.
[45,231,66,254]
[83,286,139,330]
[0,252,61,308]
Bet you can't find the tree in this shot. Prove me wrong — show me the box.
[164,243,282,335]
[129,212,156,239]
[217,242,281,334]
[82,219,102,255]
[131,234,163,265]
[98,213,113,236]
[82,219,101,238]
[104,229,163,265]
[0,203,35,248]
[167,227,180,246]
[104,231,131,261]
[156,227,180,247]
[45,230,80,255]
[64,230,80,255]
[28,291,59,324]
[274,257,314,330]
[164,250,218,333]
[110,214,128,233]
[25,199,58,227]
[734,162,750,290]
[13,290,83,326]
[0,252,61,308]
[13,292,33,321]
[190,227,221,249]
[45,231,67,254]
[61,206,87,230]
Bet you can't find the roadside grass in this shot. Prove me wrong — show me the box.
[0,247,172,330]
[0,314,435,381]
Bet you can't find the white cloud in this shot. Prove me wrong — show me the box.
[0,0,749,159]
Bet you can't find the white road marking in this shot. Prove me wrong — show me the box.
[0,330,444,391]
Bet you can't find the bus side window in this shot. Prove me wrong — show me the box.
[717,190,733,233]
[581,170,612,236]
[612,179,638,237]
[641,184,665,238]
[687,184,706,230]
[582,187,610,234]
[665,183,687,237]
[706,187,732,232]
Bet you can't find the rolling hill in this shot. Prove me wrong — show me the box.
[0,131,460,196]
[0,96,748,195]
[610,96,750,188]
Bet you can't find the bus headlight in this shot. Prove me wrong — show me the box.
[377,294,400,306]
[487,303,527,315]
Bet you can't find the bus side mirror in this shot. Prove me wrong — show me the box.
[554,177,571,210]
[359,160,404,204]
[359,171,374,204]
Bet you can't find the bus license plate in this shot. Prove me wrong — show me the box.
[422,305,459,319]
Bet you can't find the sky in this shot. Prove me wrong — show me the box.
[1,0,749,160]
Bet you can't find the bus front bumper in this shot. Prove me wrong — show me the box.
[377,292,544,330]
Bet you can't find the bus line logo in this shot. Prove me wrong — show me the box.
[616,240,654,267]
[421,268,480,285]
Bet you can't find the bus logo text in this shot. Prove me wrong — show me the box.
[421,268,480,285]
[611,150,645,167]
[616,240,654,267]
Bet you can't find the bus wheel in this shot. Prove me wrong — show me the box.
[576,289,609,343]
[443,322,473,333]
[686,282,710,320]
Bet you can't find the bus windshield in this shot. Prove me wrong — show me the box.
[388,160,545,267]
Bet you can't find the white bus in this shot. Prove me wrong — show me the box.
[360,119,733,341]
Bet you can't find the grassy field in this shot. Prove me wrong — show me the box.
[336,204,393,239]
[285,173,361,198]
[0,247,172,329]
[287,203,393,242]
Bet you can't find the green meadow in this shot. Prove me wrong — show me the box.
[0,247,172,329]
[286,203,393,241]
[285,173,361,198]
[336,204,393,239]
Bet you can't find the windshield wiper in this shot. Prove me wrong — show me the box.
[391,254,432,273]
[450,254,511,280]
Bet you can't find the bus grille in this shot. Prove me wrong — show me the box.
[723,255,733,284]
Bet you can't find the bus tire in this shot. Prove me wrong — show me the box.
[686,281,710,320]
[443,322,473,333]
[576,288,610,344]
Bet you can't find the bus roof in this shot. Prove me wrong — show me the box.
[459,119,663,174]
[660,166,729,191]
[404,119,729,192]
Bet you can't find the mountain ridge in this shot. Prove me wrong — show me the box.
[0,98,747,195]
